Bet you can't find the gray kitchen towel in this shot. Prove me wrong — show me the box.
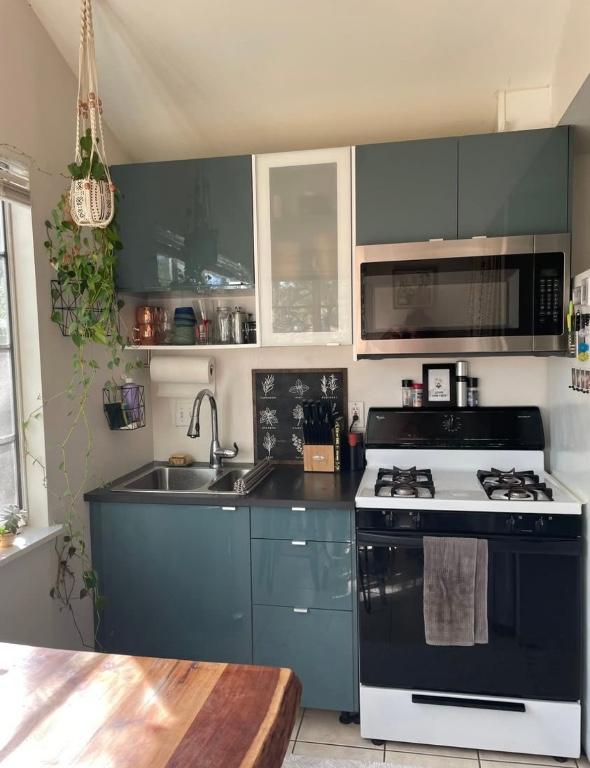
[423,536,488,646]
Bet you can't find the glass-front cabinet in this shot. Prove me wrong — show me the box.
[256,148,352,346]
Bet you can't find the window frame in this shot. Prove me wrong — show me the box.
[0,200,25,509]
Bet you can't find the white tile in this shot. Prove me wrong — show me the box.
[480,763,568,768]
[479,751,577,767]
[298,708,381,750]
[292,741,385,762]
[291,708,304,740]
[384,753,478,767]
[386,741,477,758]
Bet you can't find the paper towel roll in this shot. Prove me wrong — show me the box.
[150,355,215,398]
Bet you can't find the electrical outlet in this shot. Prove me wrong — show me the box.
[175,399,193,427]
[348,400,365,429]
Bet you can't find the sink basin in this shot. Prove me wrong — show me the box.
[111,465,259,495]
[114,466,221,493]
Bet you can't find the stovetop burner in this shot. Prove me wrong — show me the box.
[375,466,435,499]
[477,468,553,501]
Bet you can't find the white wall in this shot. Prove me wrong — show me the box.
[551,1,590,127]
[0,0,153,649]
[152,347,549,463]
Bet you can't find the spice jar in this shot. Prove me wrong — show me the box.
[411,383,423,408]
[402,379,413,408]
[467,377,479,407]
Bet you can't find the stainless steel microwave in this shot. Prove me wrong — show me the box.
[354,233,570,358]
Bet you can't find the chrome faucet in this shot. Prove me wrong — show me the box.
[187,389,238,470]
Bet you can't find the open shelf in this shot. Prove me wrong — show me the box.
[124,343,260,351]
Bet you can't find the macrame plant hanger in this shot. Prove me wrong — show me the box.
[70,0,115,227]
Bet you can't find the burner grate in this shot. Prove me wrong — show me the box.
[375,466,435,498]
[477,467,539,488]
[477,467,552,501]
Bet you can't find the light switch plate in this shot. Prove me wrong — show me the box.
[175,399,193,427]
[348,400,365,429]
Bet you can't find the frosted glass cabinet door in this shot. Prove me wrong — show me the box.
[256,148,352,346]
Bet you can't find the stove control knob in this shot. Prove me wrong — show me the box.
[505,515,516,532]
[534,517,546,533]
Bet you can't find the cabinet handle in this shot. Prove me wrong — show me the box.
[291,540,307,546]
[291,506,306,511]
[221,506,236,511]
[293,608,309,614]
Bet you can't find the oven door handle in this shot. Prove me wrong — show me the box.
[357,531,581,555]
[412,693,525,713]
[357,532,423,546]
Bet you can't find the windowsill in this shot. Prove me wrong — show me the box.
[0,525,63,568]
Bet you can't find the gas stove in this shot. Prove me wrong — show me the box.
[355,407,582,515]
[356,407,582,759]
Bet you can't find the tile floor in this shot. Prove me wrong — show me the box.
[284,708,586,767]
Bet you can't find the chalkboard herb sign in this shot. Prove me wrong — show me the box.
[252,368,348,463]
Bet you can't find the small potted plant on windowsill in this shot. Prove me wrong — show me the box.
[0,510,20,548]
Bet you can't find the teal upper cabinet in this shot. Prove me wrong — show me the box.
[90,503,252,664]
[112,155,254,293]
[458,126,571,238]
[355,137,458,244]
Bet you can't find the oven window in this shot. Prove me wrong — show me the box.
[358,538,580,701]
[361,254,533,339]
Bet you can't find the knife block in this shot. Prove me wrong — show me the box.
[303,444,335,473]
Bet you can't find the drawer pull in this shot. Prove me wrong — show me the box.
[291,506,306,511]
[291,540,307,546]
[221,506,236,511]
[411,694,525,713]
[293,608,309,614]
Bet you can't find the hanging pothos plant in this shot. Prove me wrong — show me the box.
[23,129,138,646]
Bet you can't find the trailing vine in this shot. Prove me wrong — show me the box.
[24,130,138,646]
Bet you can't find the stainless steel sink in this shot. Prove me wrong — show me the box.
[111,464,258,495]
[208,468,251,493]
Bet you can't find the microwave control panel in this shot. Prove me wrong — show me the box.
[534,252,564,335]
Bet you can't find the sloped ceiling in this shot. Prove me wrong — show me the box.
[28,0,571,162]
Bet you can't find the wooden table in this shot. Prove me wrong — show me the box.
[0,643,301,767]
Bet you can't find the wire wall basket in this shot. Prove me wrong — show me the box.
[50,279,117,338]
[103,383,145,431]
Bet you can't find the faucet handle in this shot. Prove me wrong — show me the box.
[214,442,239,459]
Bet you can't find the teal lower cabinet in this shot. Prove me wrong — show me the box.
[90,502,252,664]
[253,605,355,711]
[251,506,351,543]
[251,539,353,611]
[250,505,357,712]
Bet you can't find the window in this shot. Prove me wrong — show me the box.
[0,201,21,507]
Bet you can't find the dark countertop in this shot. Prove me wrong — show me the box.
[84,463,364,509]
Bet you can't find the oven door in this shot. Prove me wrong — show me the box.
[354,234,568,357]
[357,531,581,702]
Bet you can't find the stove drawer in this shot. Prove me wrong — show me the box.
[251,506,351,542]
[253,605,355,711]
[252,539,352,610]
[360,685,580,759]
